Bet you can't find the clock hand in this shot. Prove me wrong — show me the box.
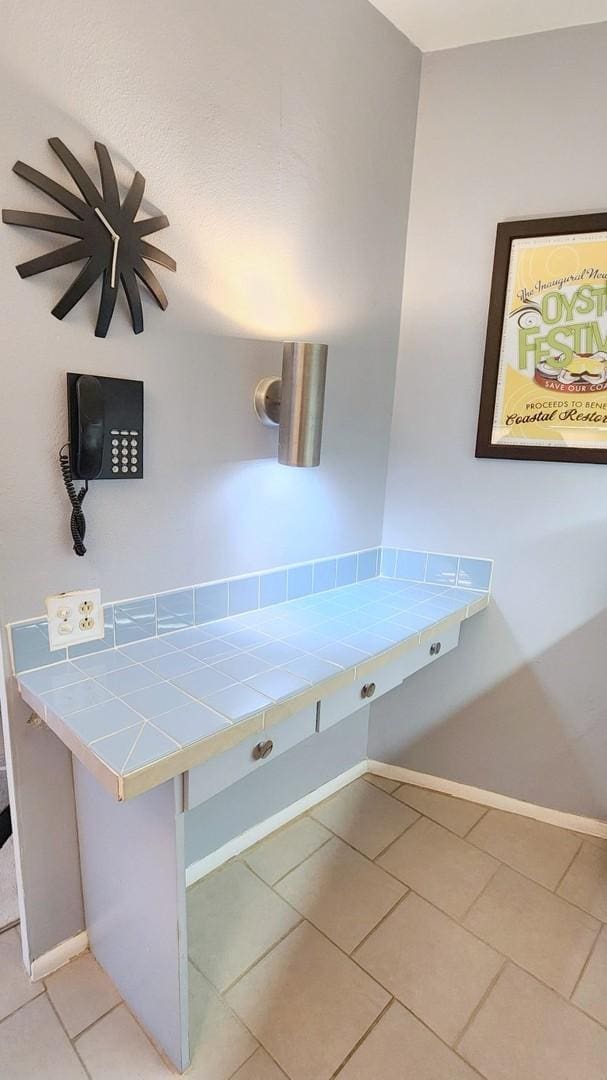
[94,206,117,238]
[111,235,119,289]
[94,207,120,289]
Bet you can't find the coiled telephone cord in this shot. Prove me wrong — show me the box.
[59,445,88,557]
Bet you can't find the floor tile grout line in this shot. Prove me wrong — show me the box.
[193,914,305,998]
[44,988,94,1080]
[68,999,123,1045]
[453,957,508,1052]
[249,834,335,889]
[568,921,603,1002]
[347,889,411,958]
[457,860,502,925]
[369,809,422,861]
[462,806,491,837]
[224,1041,262,1080]
[553,837,585,894]
[386,784,492,840]
[0,982,46,1029]
[329,996,395,1079]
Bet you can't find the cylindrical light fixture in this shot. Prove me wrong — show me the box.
[254,342,328,467]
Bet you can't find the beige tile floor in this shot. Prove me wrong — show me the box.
[2,774,607,1077]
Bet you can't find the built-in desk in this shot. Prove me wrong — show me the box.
[14,572,490,1071]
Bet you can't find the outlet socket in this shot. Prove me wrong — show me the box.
[46,589,103,651]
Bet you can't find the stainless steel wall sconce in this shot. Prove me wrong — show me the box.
[254,342,328,467]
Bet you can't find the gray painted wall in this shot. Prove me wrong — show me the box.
[0,0,421,958]
[371,22,607,820]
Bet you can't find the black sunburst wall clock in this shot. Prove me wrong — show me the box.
[2,138,176,337]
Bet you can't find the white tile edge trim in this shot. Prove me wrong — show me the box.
[29,929,89,981]
[367,761,607,840]
[185,759,368,887]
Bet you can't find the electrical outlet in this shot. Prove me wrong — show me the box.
[46,589,103,651]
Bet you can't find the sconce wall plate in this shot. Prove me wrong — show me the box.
[255,342,328,467]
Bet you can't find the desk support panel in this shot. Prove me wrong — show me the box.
[73,762,189,1072]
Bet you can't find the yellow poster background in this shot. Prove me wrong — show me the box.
[491,233,607,449]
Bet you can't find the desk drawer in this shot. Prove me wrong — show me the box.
[318,622,460,732]
[185,704,317,810]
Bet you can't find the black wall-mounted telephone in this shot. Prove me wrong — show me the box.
[60,373,144,556]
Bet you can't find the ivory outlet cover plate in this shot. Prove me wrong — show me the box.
[46,588,103,651]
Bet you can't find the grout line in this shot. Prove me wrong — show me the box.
[225,1043,260,1080]
[330,996,395,1078]
[453,958,508,1051]
[349,891,410,958]
[194,914,305,998]
[266,836,334,888]
[0,985,46,1028]
[568,922,603,1002]
[462,806,490,837]
[553,838,584,894]
[68,999,123,1043]
[370,811,422,862]
[457,860,502,924]
[44,989,94,1080]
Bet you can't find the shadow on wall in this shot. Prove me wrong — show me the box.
[368,605,607,822]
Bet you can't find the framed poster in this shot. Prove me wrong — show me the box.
[476,212,607,463]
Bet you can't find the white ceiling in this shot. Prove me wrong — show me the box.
[369,0,607,52]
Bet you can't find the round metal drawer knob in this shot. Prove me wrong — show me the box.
[361,682,376,699]
[252,739,274,761]
[429,641,442,656]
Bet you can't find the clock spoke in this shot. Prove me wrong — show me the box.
[13,161,90,219]
[95,268,119,338]
[1,210,86,237]
[94,142,120,211]
[48,138,101,207]
[121,267,143,334]
[134,256,168,309]
[133,214,169,238]
[51,254,105,320]
[16,239,91,279]
[121,172,145,221]
[139,240,176,271]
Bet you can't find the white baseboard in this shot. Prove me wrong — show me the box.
[30,930,89,981]
[367,761,607,841]
[186,760,368,887]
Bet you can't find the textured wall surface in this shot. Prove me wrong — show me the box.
[372,22,607,819]
[0,0,421,959]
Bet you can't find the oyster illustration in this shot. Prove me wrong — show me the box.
[535,352,607,393]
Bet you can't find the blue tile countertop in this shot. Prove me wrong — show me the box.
[14,564,491,801]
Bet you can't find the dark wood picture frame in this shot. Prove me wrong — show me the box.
[476,211,607,464]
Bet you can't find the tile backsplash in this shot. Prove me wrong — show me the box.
[9,546,492,674]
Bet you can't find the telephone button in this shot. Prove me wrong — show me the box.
[131,439,137,446]
[130,430,138,436]
[120,430,128,435]
[130,466,138,473]
[112,466,119,473]
[111,439,119,447]
[121,466,128,473]
[110,429,119,435]
[121,438,128,446]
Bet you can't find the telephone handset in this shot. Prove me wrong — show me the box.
[60,373,144,556]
